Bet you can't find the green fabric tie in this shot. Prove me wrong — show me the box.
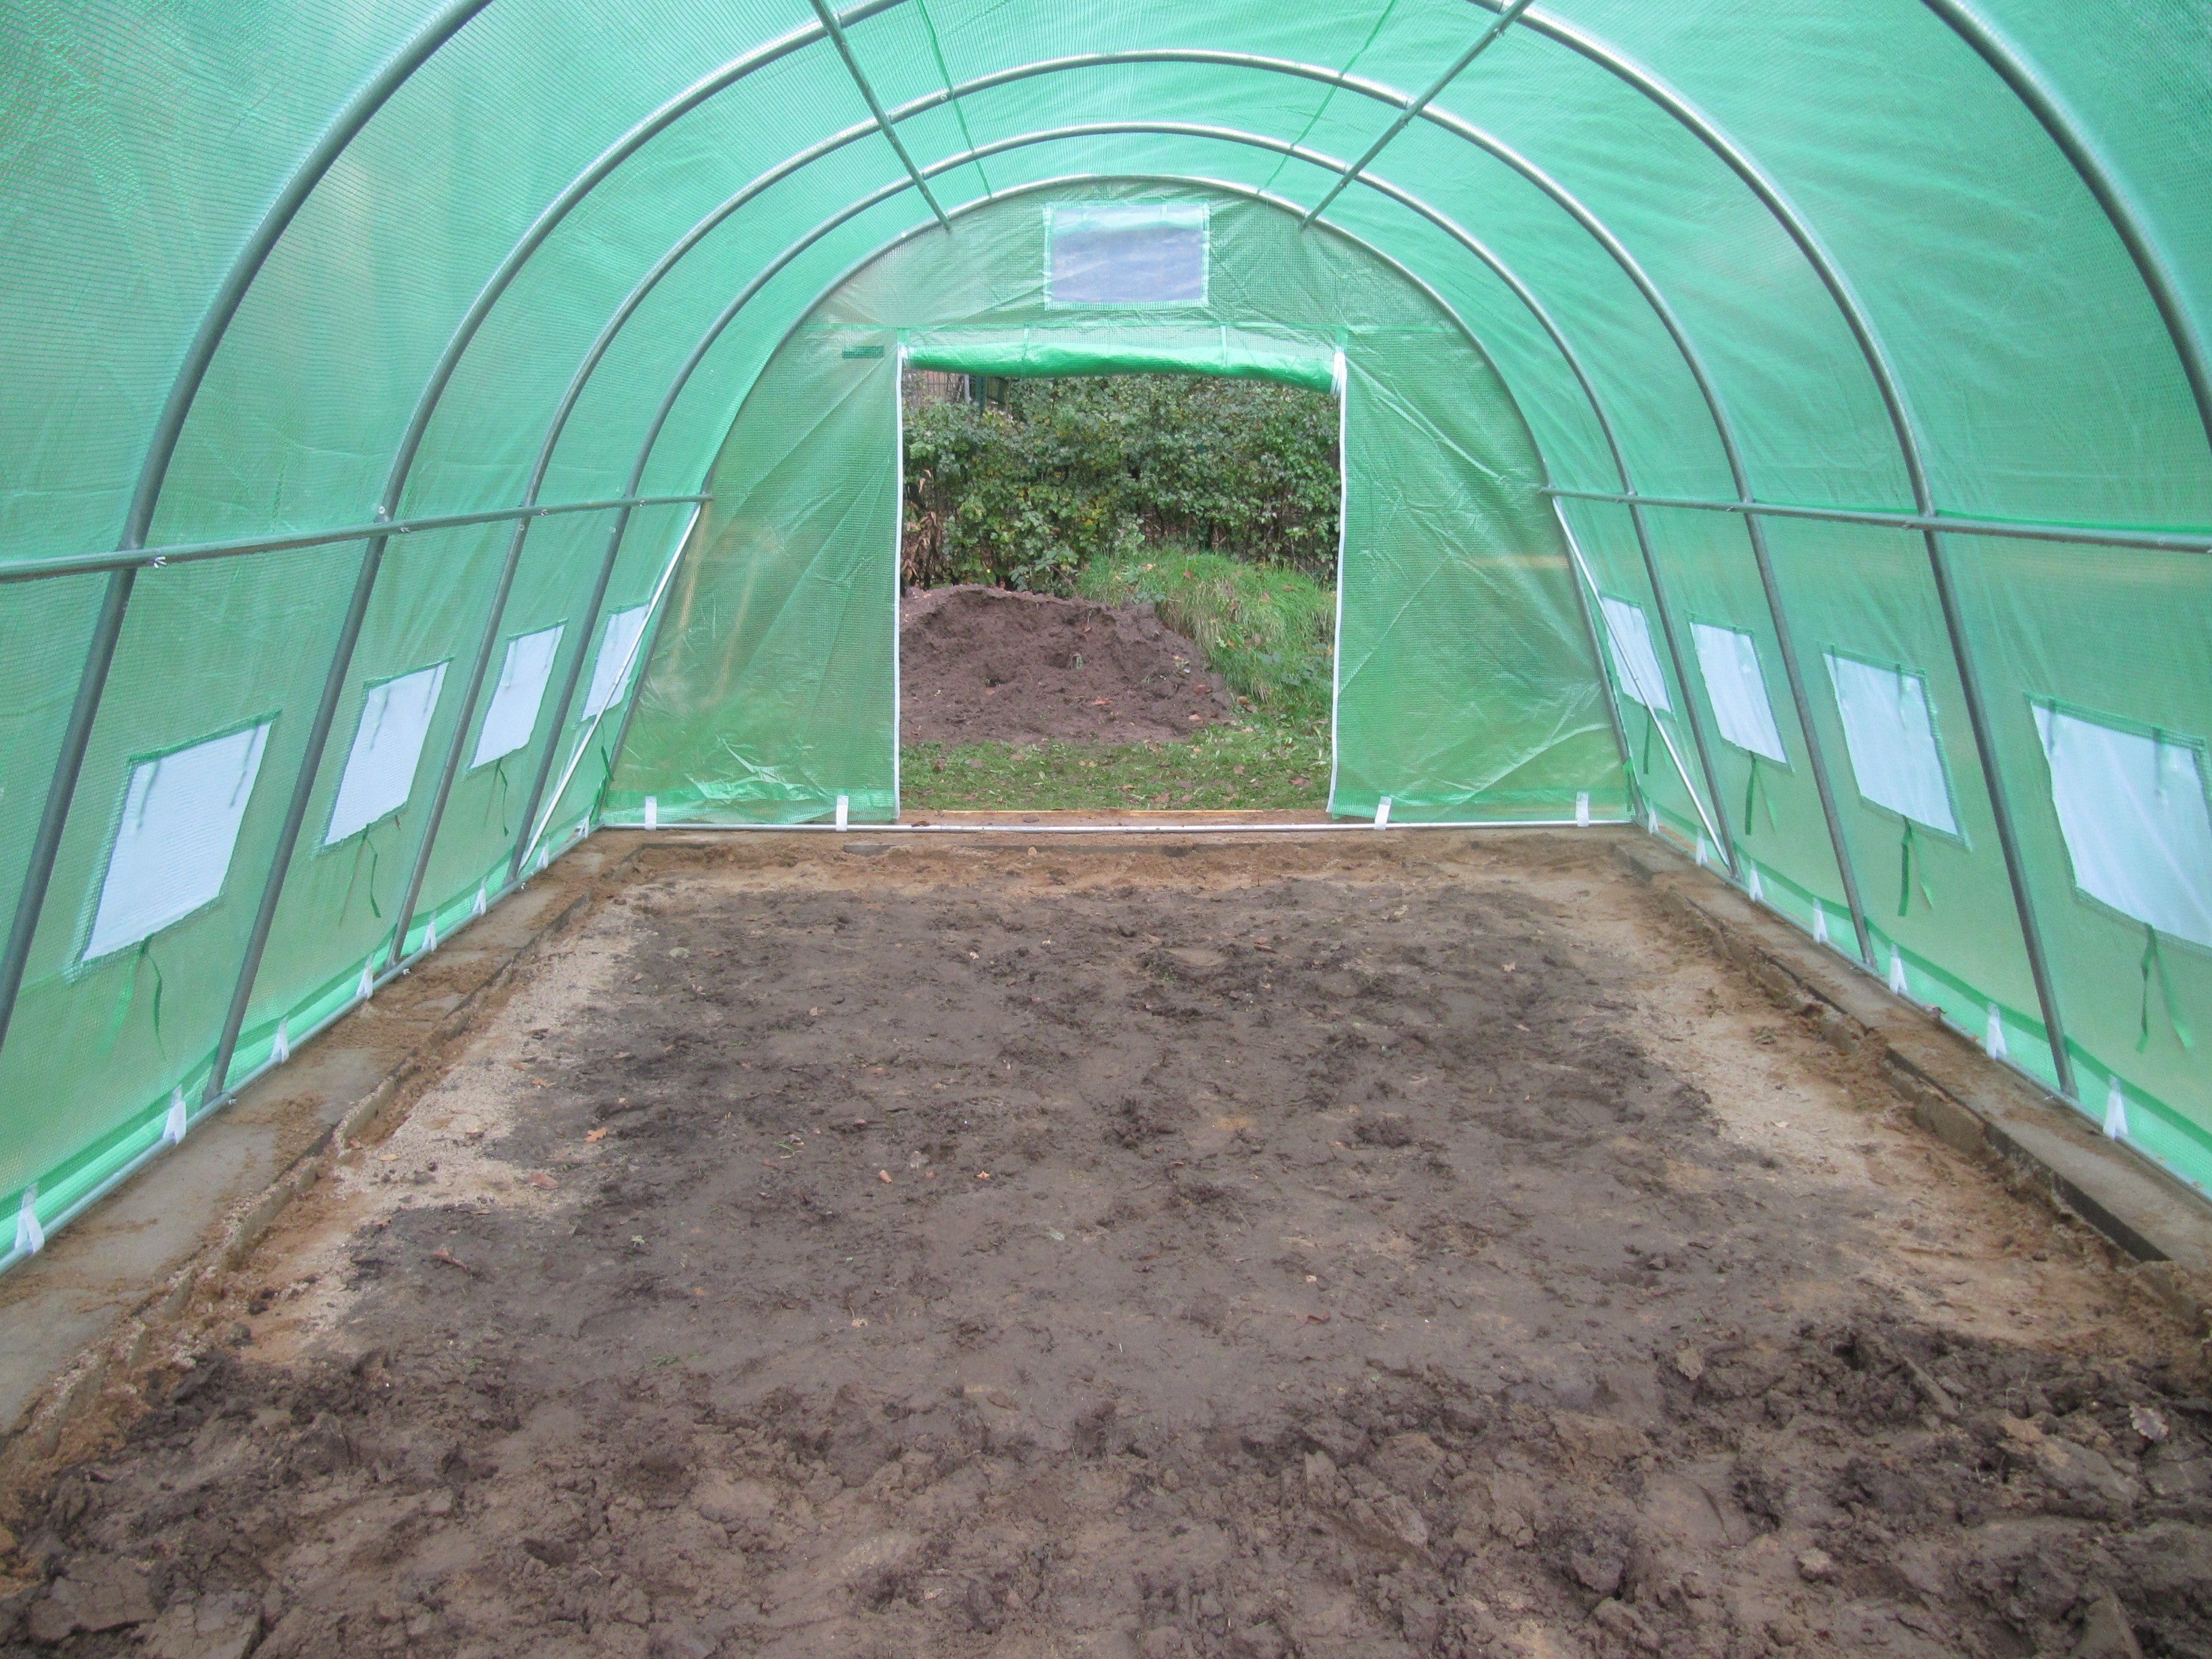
[101,939,164,1055]
[1741,755,1778,836]
[1641,708,1654,777]
[2139,926,2196,1052]
[1897,821,1933,918]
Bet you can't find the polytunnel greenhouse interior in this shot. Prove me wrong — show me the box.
[1,0,2209,1271]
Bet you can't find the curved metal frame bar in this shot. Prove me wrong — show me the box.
[199,3,911,1086]
[0,0,498,1061]
[575,123,1757,849]
[592,160,1653,823]
[1466,0,2078,1084]
[16,0,2199,1105]
[1915,0,2211,453]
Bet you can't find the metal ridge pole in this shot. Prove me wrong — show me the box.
[0,0,496,1064]
[1301,0,1537,226]
[806,0,954,230]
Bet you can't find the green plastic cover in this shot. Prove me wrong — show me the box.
[611,184,1626,827]
[0,1,2207,1265]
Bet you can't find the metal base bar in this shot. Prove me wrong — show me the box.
[623,817,1624,835]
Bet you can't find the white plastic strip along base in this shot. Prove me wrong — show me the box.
[644,817,1624,836]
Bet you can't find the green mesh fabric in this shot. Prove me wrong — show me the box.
[0,0,2206,1260]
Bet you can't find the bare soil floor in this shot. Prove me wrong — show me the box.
[5,834,2210,1659]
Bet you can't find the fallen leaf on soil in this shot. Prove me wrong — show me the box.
[1674,1346,1705,1381]
[976,1171,992,1180]
[525,1172,556,1189]
[584,1128,608,1143]
[430,1248,478,1277]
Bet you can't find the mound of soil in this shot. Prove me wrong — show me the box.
[8,838,2209,1659]
[900,585,1234,746]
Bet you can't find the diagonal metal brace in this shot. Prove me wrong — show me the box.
[1302,0,1536,226]
[806,0,953,230]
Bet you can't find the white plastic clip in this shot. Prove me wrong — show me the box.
[1373,796,1392,829]
[1888,948,1910,996]
[1984,1004,2007,1061]
[270,1018,290,1066]
[13,1187,42,1256]
[163,1087,188,1146]
[357,961,376,1002]
[1746,865,1763,904]
[643,796,658,830]
[835,794,850,832]
[424,916,437,953]
[1646,804,1660,836]
[473,886,488,918]
[2104,1073,2129,1141]
[1694,836,1709,868]
[1575,792,1591,828]
[1812,902,1830,946]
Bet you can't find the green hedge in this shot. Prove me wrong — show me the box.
[903,374,1339,592]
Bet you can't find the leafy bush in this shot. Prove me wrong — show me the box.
[903,374,1338,592]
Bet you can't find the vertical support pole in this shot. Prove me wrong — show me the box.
[0,569,136,1055]
[1620,497,1738,870]
[1737,511,1875,963]
[506,508,635,883]
[202,532,391,1101]
[1547,505,1641,815]
[382,515,541,970]
[1918,531,2075,1094]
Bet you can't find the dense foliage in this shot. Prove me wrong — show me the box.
[903,373,1339,592]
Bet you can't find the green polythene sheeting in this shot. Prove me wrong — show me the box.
[611,184,1624,828]
[0,1,2207,1271]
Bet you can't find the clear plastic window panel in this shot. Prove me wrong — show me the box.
[1047,203,1208,306]
[1599,596,1671,713]
[581,605,650,722]
[472,625,563,769]
[325,663,447,844]
[84,722,272,960]
[2034,703,2212,950]
[1692,622,1786,763]
[1825,653,1959,835]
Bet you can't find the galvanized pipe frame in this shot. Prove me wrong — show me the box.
[206,5,919,1086]
[1300,0,1538,227]
[7,0,2198,1155]
[490,45,1774,888]
[0,0,501,1065]
[804,0,956,230]
[0,495,719,587]
[581,135,1767,845]
[1471,0,2212,1094]
[1540,490,2210,557]
[0,0,906,1097]
[1462,1,2104,1088]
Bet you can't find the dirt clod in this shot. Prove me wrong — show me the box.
[899,585,1233,745]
